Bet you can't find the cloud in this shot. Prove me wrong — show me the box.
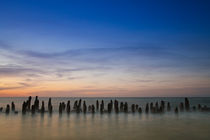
[18,82,31,87]
[68,76,85,80]
[1,40,210,71]
[136,80,154,83]
[19,49,82,59]
[0,65,45,77]
[0,41,210,97]
[0,86,22,90]
[0,82,31,91]
[18,46,210,71]
[1,42,210,85]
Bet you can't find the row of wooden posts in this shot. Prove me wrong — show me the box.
[1,97,210,114]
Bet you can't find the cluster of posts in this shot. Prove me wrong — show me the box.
[0,97,210,115]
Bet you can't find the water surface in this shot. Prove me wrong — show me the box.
[0,97,209,140]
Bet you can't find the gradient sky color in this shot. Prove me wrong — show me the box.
[0,0,210,97]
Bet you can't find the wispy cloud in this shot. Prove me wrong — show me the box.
[0,65,45,77]
[0,82,32,91]
[18,46,210,71]
[0,86,22,91]
[1,41,210,80]
[0,41,210,96]
[68,76,85,80]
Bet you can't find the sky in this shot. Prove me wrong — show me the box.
[0,0,210,97]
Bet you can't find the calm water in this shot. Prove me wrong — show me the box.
[0,97,210,140]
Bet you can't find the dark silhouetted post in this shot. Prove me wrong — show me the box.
[61,102,66,111]
[114,100,119,113]
[48,98,53,114]
[120,102,124,111]
[59,103,62,114]
[124,102,128,113]
[155,102,158,109]
[131,104,135,113]
[100,100,104,113]
[78,99,82,110]
[48,98,52,111]
[6,104,10,114]
[27,96,32,110]
[161,100,165,109]
[41,101,45,113]
[67,100,70,114]
[185,98,190,111]
[83,101,87,113]
[150,102,155,113]
[96,100,99,110]
[34,96,39,111]
[175,107,178,113]
[150,103,153,110]
[108,103,112,113]
[198,104,201,110]
[167,102,171,111]
[11,102,15,112]
[91,105,95,113]
[73,100,78,110]
[135,104,139,110]
[145,103,149,113]
[138,107,142,113]
[75,99,81,113]
[22,101,26,114]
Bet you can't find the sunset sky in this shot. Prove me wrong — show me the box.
[0,0,210,97]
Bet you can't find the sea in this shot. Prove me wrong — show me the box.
[0,97,209,140]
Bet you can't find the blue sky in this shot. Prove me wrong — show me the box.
[0,0,210,96]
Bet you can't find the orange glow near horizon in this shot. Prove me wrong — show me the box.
[1,74,210,97]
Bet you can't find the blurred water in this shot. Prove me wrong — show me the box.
[0,97,210,140]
